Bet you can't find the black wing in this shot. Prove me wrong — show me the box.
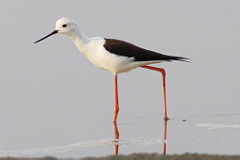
[103,39,187,62]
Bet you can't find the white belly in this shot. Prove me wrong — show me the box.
[87,46,136,74]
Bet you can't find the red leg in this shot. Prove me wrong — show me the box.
[141,66,169,120]
[113,74,119,123]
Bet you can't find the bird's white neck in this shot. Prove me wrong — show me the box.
[67,29,90,54]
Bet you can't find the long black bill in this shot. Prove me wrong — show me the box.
[34,30,58,44]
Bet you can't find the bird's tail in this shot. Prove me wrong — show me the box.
[169,56,190,62]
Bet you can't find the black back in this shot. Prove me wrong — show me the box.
[103,39,187,62]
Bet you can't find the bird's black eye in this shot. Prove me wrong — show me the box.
[62,24,67,28]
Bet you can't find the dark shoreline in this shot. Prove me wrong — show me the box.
[1,153,240,160]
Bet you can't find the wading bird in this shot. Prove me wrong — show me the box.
[34,17,187,123]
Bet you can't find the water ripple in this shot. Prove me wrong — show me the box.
[196,123,240,129]
[0,138,162,157]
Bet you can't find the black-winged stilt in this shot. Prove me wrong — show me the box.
[34,17,188,123]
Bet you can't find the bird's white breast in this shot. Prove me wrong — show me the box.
[79,38,137,74]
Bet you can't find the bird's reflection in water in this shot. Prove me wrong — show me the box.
[162,119,168,155]
[112,119,168,155]
[113,123,119,155]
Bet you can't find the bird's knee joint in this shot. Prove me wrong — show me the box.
[114,108,119,113]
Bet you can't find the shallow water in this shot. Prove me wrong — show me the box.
[1,109,240,158]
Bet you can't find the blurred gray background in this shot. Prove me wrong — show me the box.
[0,0,240,158]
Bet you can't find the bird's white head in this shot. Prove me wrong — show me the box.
[34,17,79,44]
[55,17,78,35]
